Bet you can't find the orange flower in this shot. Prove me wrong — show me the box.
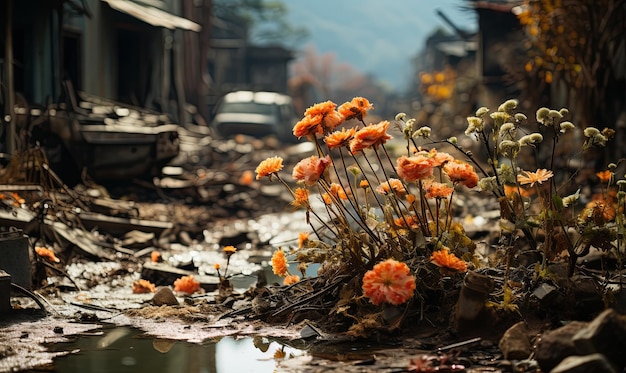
[517,168,553,187]
[214,263,221,270]
[396,155,434,182]
[132,279,156,294]
[173,275,201,294]
[359,180,370,188]
[362,259,416,306]
[271,250,288,277]
[292,155,332,186]
[35,247,60,263]
[255,156,284,180]
[223,245,237,255]
[596,170,612,183]
[406,194,416,204]
[429,149,454,167]
[239,170,254,185]
[425,182,454,199]
[504,184,535,198]
[376,178,407,196]
[328,182,349,200]
[349,120,392,153]
[322,193,332,205]
[394,214,420,229]
[324,127,356,150]
[298,232,309,248]
[443,160,479,188]
[293,115,322,139]
[338,97,374,121]
[283,275,300,286]
[291,187,310,208]
[294,100,345,138]
[151,251,162,263]
[430,248,467,272]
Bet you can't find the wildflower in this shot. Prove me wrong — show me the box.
[559,121,575,133]
[583,127,600,137]
[292,155,332,186]
[405,194,416,204]
[425,182,454,199]
[293,115,322,139]
[500,122,516,133]
[298,232,309,248]
[132,279,156,294]
[291,187,310,209]
[35,247,60,263]
[504,184,535,198]
[514,113,528,122]
[349,120,392,153]
[430,248,467,272]
[562,189,580,207]
[151,250,162,263]
[173,275,201,294]
[271,249,288,277]
[338,97,374,121]
[395,112,407,121]
[328,183,349,200]
[478,176,497,193]
[490,111,509,127]
[475,107,489,117]
[413,126,431,138]
[465,116,483,135]
[214,263,221,270]
[596,170,612,183]
[443,160,479,188]
[274,349,287,359]
[376,178,407,197]
[498,139,521,156]
[517,168,554,187]
[429,149,454,167]
[396,155,434,182]
[239,170,254,185]
[536,107,551,125]
[303,100,344,133]
[324,127,356,150]
[283,275,300,286]
[322,193,332,205]
[255,156,284,180]
[361,259,416,306]
[359,180,370,188]
[394,214,420,229]
[498,99,518,114]
[448,136,458,144]
[223,245,237,255]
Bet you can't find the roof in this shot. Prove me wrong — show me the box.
[102,0,201,32]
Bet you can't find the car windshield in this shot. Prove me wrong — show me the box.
[220,102,276,116]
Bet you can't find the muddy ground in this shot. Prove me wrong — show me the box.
[1,130,623,373]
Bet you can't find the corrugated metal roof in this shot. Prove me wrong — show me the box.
[102,0,201,32]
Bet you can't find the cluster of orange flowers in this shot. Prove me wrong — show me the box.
[271,249,300,286]
[174,275,201,295]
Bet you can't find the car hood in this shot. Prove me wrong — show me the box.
[213,113,276,125]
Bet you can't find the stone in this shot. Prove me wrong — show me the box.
[550,353,617,373]
[151,287,179,306]
[498,321,532,360]
[573,308,626,369]
[534,321,587,372]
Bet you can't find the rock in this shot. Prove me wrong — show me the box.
[151,287,179,306]
[498,321,532,360]
[550,353,617,373]
[573,308,626,369]
[534,321,587,372]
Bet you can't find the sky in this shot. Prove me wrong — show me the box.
[283,0,477,92]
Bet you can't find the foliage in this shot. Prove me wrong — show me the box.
[254,96,626,334]
[514,0,626,140]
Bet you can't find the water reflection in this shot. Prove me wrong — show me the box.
[53,326,304,373]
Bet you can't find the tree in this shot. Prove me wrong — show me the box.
[515,0,626,161]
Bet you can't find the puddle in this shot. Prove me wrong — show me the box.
[50,326,306,373]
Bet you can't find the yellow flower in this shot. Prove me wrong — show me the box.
[517,168,554,187]
[223,245,236,254]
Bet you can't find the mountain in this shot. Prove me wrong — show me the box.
[281,0,476,92]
